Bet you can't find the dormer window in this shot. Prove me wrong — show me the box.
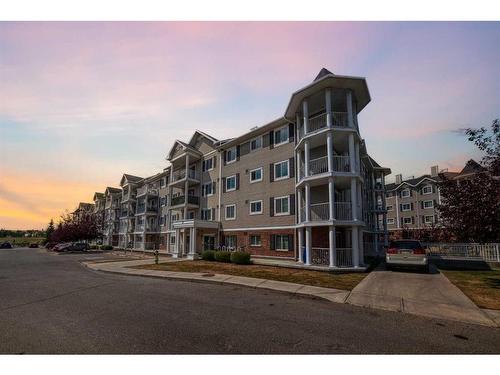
[401,189,410,198]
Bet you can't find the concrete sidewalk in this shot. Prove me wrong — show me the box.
[346,264,496,327]
[82,258,499,327]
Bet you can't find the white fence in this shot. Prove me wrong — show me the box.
[425,243,500,262]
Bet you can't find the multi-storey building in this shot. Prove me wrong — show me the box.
[103,187,122,246]
[385,159,484,233]
[92,68,390,268]
[72,202,94,222]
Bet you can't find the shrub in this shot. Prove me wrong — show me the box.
[100,245,113,250]
[201,250,216,261]
[230,251,251,265]
[214,251,231,263]
[89,245,98,250]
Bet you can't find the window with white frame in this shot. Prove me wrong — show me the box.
[170,235,176,245]
[274,196,289,215]
[274,126,289,146]
[225,175,236,192]
[250,136,262,151]
[401,203,411,211]
[274,160,289,180]
[202,158,213,172]
[201,208,212,221]
[401,189,411,198]
[387,218,395,225]
[226,147,237,164]
[225,235,237,249]
[250,167,263,183]
[160,177,166,188]
[249,200,263,215]
[422,185,432,195]
[423,200,434,209]
[403,217,412,225]
[249,235,261,246]
[424,215,434,224]
[225,204,236,220]
[386,205,393,211]
[202,182,214,196]
[275,235,290,250]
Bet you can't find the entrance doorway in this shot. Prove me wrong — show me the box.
[203,235,215,251]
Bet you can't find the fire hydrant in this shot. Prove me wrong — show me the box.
[154,249,159,265]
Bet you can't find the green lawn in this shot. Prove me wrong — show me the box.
[134,260,368,290]
[0,236,45,247]
[442,268,500,310]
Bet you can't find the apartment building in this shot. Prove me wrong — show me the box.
[385,159,484,233]
[103,187,122,246]
[93,68,390,268]
[72,202,94,222]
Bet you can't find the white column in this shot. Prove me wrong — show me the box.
[351,178,358,221]
[305,226,312,265]
[304,140,310,177]
[348,133,355,173]
[329,225,336,268]
[395,193,400,229]
[297,187,303,222]
[346,90,354,128]
[355,140,360,174]
[352,226,359,267]
[383,213,388,246]
[325,88,332,128]
[303,100,309,134]
[184,154,190,219]
[328,177,335,220]
[297,228,304,263]
[173,230,179,258]
[296,113,302,140]
[327,131,333,172]
[296,150,301,180]
[305,182,311,222]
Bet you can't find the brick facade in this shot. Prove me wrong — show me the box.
[221,229,295,258]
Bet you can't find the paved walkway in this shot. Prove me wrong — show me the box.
[347,264,495,326]
[82,258,499,327]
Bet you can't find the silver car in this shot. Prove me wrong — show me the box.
[385,240,429,272]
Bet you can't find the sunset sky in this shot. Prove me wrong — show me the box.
[1,21,499,230]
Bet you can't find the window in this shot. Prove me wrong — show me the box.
[275,235,290,250]
[274,160,289,180]
[387,218,395,225]
[249,200,263,215]
[422,185,432,195]
[403,217,412,225]
[401,203,411,211]
[386,192,393,198]
[202,182,214,196]
[160,178,166,188]
[274,196,290,215]
[424,215,434,224]
[401,189,411,198]
[250,235,261,246]
[225,235,237,249]
[201,208,212,221]
[202,158,214,172]
[160,197,166,206]
[274,126,289,146]
[250,137,262,151]
[225,204,236,220]
[170,235,176,245]
[386,205,393,211]
[250,167,263,183]
[226,147,237,164]
[423,200,434,209]
[225,175,236,192]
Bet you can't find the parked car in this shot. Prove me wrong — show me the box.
[53,243,72,252]
[0,242,13,249]
[70,242,89,251]
[385,240,429,272]
[29,243,39,248]
[45,242,57,249]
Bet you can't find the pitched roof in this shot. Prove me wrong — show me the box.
[385,175,438,191]
[123,174,143,183]
[105,186,121,194]
[93,192,104,200]
[314,68,334,81]
[458,159,484,176]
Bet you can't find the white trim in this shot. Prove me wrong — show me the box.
[422,185,433,195]
[386,205,393,211]
[249,200,263,215]
[386,177,438,192]
[274,195,290,216]
[401,188,411,198]
[249,234,262,247]
[202,158,214,172]
[387,218,395,225]
[273,125,289,148]
[249,136,263,152]
[423,200,434,209]
[249,167,263,183]
[202,182,214,197]
[225,174,237,192]
[201,208,213,221]
[274,234,290,251]
[424,215,434,224]
[401,203,411,211]
[226,146,237,164]
[221,225,296,231]
[225,204,236,221]
[403,217,412,225]
[274,159,290,181]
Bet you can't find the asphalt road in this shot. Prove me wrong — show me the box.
[1,248,499,354]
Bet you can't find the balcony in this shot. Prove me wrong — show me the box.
[300,202,357,222]
[299,155,351,179]
[298,112,348,139]
[309,247,353,267]
[136,186,159,197]
[136,205,159,214]
[120,210,128,218]
[170,195,199,207]
[171,169,199,183]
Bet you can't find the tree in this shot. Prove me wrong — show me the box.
[49,211,103,243]
[45,219,55,241]
[437,119,500,243]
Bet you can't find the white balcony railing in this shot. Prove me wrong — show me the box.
[172,169,199,182]
[136,186,159,197]
[310,203,329,221]
[333,155,350,172]
[309,156,328,175]
[335,202,352,220]
[307,247,353,267]
[336,248,353,267]
[300,155,352,180]
[311,247,329,266]
[299,112,350,139]
[300,202,356,222]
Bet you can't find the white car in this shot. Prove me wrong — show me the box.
[385,240,429,272]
